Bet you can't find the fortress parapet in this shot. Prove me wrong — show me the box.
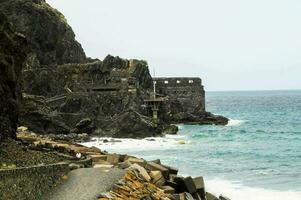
[153,77,206,115]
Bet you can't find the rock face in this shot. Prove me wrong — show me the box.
[0,0,228,138]
[0,0,86,66]
[0,13,27,141]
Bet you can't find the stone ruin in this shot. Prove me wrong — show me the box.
[154,77,206,115]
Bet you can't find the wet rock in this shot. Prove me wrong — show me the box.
[163,124,179,135]
[109,110,161,138]
[161,185,175,194]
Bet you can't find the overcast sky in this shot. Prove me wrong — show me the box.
[47,0,301,91]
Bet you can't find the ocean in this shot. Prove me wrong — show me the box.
[83,90,301,200]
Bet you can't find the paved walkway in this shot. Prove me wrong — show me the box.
[46,168,125,200]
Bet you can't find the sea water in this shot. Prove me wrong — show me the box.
[83,90,301,200]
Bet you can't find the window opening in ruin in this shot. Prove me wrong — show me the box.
[177,80,181,84]
[164,81,169,84]
[189,80,194,83]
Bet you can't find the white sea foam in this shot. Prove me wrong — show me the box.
[226,119,245,126]
[82,134,189,153]
[82,136,301,200]
[206,178,301,200]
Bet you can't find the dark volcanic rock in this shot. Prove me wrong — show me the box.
[0,0,227,139]
[0,13,27,141]
[0,0,86,66]
[109,110,160,138]
[18,94,70,135]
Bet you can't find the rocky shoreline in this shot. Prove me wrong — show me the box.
[2,128,230,200]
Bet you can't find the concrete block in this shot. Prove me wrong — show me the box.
[90,155,107,162]
[194,176,206,200]
[118,160,132,169]
[173,193,185,200]
[93,160,111,165]
[173,176,186,193]
[183,176,197,194]
[163,164,179,175]
[106,154,120,165]
[149,170,165,186]
[129,163,151,182]
[150,159,161,164]
[185,192,195,200]
[166,180,178,189]
[127,157,146,167]
[161,185,175,194]
[145,161,169,179]
[93,164,114,169]
[193,192,202,200]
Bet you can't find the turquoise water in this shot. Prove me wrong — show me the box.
[84,90,301,199]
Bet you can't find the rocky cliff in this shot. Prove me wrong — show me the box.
[0,0,227,138]
[0,0,86,66]
[0,13,27,141]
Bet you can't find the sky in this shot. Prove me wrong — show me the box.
[47,0,301,91]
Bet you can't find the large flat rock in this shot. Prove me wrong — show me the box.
[45,168,125,200]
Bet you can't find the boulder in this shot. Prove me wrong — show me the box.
[109,110,161,138]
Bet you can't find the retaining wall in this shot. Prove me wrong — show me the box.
[0,163,69,200]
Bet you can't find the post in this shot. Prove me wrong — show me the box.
[153,68,156,99]
[153,81,156,99]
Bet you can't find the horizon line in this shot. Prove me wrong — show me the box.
[207,89,301,92]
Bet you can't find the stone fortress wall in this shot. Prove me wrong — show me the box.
[153,77,206,114]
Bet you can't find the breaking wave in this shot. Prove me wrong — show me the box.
[226,119,245,126]
[206,178,301,200]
